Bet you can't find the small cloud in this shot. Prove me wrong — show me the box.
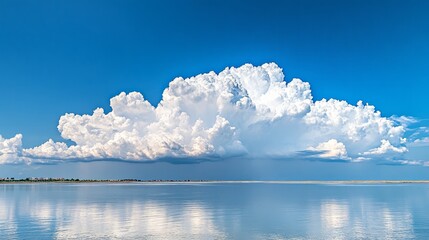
[409,137,429,147]
[374,156,429,167]
[307,139,350,160]
[362,139,407,156]
[390,115,418,127]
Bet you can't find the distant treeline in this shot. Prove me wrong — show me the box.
[0,178,140,182]
[0,178,210,183]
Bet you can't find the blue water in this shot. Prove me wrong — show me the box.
[1,183,429,239]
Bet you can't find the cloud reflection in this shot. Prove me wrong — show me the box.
[0,184,423,239]
[320,199,415,239]
[0,197,17,238]
[39,201,227,239]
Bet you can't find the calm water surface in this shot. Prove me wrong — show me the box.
[1,183,429,239]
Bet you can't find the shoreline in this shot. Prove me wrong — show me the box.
[1,180,429,184]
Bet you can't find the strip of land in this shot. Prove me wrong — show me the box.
[1,179,429,184]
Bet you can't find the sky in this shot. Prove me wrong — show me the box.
[0,0,429,179]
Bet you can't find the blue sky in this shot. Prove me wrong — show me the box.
[0,0,429,179]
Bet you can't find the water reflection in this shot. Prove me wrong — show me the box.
[320,200,350,239]
[319,200,414,239]
[35,201,226,239]
[321,200,350,230]
[0,197,17,237]
[0,183,427,239]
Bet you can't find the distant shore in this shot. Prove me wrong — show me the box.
[1,179,429,184]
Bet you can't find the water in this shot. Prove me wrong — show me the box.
[1,182,429,239]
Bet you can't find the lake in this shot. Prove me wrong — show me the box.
[1,182,429,239]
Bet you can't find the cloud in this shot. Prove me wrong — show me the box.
[389,116,418,127]
[412,137,429,146]
[3,63,411,164]
[0,134,27,164]
[379,159,429,167]
[362,139,408,156]
[307,139,349,160]
[407,126,429,147]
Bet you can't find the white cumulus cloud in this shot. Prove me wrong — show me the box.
[2,63,411,164]
[363,139,408,156]
[0,134,27,164]
[307,139,349,160]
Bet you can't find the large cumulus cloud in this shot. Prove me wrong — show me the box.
[3,63,412,164]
